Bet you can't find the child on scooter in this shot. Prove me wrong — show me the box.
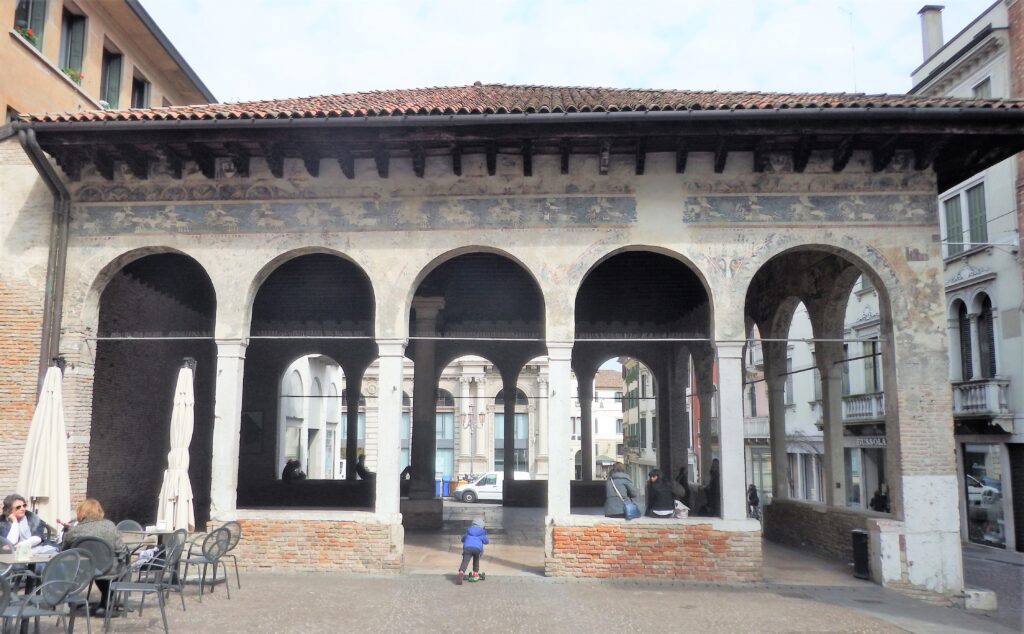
[456,517,489,584]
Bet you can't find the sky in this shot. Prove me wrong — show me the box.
[140,0,998,104]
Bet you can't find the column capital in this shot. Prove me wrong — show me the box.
[546,341,573,361]
[215,339,248,358]
[376,338,408,358]
[412,296,446,320]
[716,340,745,359]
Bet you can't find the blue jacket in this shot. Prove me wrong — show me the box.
[461,525,489,552]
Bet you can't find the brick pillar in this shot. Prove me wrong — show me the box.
[374,339,406,516]
[717,341,746,520]
[546,343,573,517]
[210,339,247,520]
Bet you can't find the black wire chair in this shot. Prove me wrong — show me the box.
[105,530,186,634]
[1,549,85,634]
[181,527,231,602]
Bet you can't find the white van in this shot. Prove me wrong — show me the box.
[454,471,530,502]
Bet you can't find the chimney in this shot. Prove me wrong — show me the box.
[919,5,945,60]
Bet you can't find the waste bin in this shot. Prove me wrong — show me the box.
[851,529,869,579]
[442,475,451,497]
[435,478,443,497]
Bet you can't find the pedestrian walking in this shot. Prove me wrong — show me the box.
[456,517,489,584]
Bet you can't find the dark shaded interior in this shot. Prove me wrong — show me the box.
[89,253,216,526]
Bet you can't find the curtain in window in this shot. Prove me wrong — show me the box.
[958,303,973,380]
[966,184,987,246]
[944,196,964,256]
[979,297,996,378]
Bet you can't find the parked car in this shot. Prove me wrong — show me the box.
[454,471,530,502]
[966,475,1001,520]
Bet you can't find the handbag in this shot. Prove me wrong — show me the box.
[611,479,641,520]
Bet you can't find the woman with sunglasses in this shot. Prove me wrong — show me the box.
[1,493,57,553]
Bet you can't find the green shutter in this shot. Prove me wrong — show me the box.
[68,16,85,71]
[944,196,963,256]
[966,184,987,245]
[102,52,121,108]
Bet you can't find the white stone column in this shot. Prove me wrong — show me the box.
[375,339,406,516]
[475,377,488,469]
[717,341,746,520]
[546,343,573,517]
[210,339,247,521]
[968,312,981,379]
[458,377,472,465]
[819,341,846,506]
[763,340,790,500]
[536,373,549,459]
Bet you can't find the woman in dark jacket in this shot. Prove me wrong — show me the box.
[604,462,638,518]
[644,469,675,518]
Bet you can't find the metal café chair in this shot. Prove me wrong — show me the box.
[67,537,120,604]
[2,549,84,634]
[181,528,231,602]
[113,521,143,534]
[63,547,99,634]
[220,521,242,590]
[105,531,186,634]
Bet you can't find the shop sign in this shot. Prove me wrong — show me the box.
[855,437,887,447]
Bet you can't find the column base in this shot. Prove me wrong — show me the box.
[400,497,443,530]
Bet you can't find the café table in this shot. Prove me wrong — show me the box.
[0,552,57,633]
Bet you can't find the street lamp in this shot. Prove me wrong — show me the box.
[462,403,485,478]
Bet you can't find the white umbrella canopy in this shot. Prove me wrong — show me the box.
[17,366,72,529]
[156,366,196,531]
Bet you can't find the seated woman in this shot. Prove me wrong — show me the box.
[1,493,58,554]
[644,469,675,518]
[63,498,128,612]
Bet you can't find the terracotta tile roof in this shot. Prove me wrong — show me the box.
[24,83,1024,123]
[595,369,623,390]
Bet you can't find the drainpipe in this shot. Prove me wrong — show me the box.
[17,127,70,392]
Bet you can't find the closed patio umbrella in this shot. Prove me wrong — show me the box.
[17,365,73,529]
[156,365,196,531]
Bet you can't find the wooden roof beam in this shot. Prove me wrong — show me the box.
[92,148,115,181]
[486,142,497,176]
[914,135,948,171]
[598,139,611,175]
[675,139,687,173]
[713,138,727,173]
[411,144,425,178]
[261,142,285,178]
[793,135,813,173]
[55,148,84,181]
[452,143,462,176]
[116,144,150,180]
[522,139,533,177]
[338,148,355,179]
[375,147,390,178]
[635,138,646,175]
[186,142,216,179]
[752,138,768,173]
[872,136,898,172]
[157,144,184,179]
[832,135,855,172]
[224,142,251,178]
[301,150,320,177]
[560,139,570,174]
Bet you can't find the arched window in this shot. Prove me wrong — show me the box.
[494,388,529,472]
[958,302,973,380]
[978,296,996,378]
[280,370,304,477]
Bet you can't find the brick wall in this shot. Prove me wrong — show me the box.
[545,519,762,581]
[209,516,403,572]
[0,139,48,494]
[763,499,877,561]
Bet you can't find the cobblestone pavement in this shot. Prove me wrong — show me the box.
[963,542,1024,632]
[56,571,1012,634]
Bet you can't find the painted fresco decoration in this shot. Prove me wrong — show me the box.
[70,196,637,235]
[681,193,933,224]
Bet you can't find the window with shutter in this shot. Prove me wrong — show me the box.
[958,303,973,380]
[14,0,46,49]
[944,196,964,256]
[101,49,122,108]
[60,9,86,71]
[966,183,987,246]
[979,297,996,378]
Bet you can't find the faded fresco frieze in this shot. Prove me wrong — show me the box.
[69,196,637,236]
[682,193,934,224]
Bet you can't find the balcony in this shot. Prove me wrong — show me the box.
[744,416,769,438]
[952,378,1011,419]
[842,391,885,422]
